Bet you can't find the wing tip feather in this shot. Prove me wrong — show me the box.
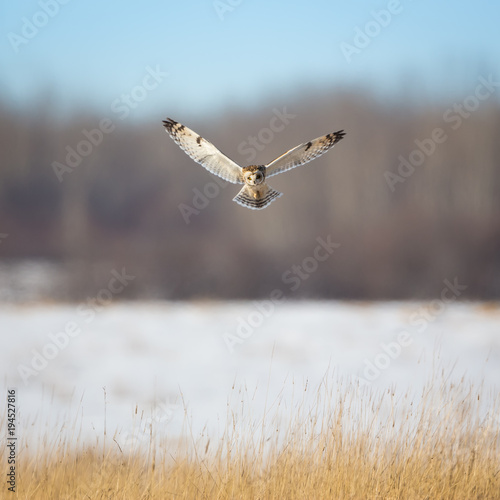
[162,117,182,133]
[328,130,346,144]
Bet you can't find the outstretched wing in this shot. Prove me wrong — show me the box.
[163,118,243,184]
[265,130,345,178]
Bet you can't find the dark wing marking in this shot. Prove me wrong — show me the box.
[163,118,243,184]
[265,130,345,178]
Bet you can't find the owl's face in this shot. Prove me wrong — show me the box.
[243,166,265,186]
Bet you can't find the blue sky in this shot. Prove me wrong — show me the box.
[1,0,500,120]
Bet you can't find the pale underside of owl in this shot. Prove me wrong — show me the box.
[163,118,345,210]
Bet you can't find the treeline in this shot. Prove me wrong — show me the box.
[0,86,499,300]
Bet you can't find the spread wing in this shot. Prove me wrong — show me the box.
[265,130,345,178]
[163,118,243,184]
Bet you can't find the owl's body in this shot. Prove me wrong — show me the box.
[233,165,281,209]
[163,118,345,210]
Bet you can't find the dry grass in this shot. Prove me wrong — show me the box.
[4,375,500,499]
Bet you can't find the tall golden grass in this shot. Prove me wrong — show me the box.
[4,374,500,499]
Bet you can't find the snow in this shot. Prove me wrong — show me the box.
[1,301,499,449]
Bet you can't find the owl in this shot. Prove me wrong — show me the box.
[163,118,345,210]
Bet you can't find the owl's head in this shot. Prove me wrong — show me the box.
[243,165,265,186]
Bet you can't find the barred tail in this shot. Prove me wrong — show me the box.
[233,183,282,210]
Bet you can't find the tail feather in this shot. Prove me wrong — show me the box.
[233,183,282,210]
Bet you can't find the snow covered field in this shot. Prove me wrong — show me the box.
[1,300,499,448]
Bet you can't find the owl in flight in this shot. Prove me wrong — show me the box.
[163,118,345,210]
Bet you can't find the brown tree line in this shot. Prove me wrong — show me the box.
[0,87,499,300]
